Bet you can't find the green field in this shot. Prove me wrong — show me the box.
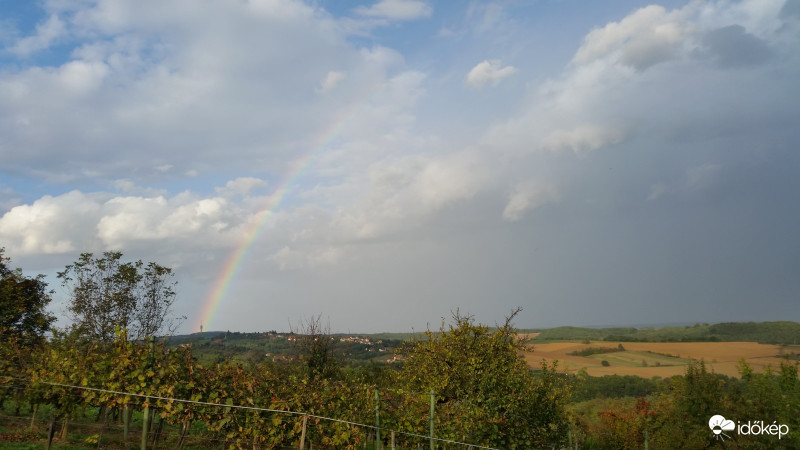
[586,350,693,367]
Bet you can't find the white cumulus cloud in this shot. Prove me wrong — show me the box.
[0,187,249,257]
[465,60,517,89]
[355,0,432,21]
[0,191,103,254]
[572,5,689,69]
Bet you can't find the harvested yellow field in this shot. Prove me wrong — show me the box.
[518,332,540,341]
[523,341,796,378]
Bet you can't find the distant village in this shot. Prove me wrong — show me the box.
[192,330,404,364]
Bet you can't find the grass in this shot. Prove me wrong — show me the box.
[0,444,87,450]
[589,355,639,367]
[585,351,693,367]
[0,400,211,450]
[0,415,230,450]
[0,398,363,449]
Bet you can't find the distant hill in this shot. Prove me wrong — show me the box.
[164,322,800,364]
[520,321,800,345]
[164,330,408,365]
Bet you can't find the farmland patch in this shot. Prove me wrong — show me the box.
[524,341,787,377]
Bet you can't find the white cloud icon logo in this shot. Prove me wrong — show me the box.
[709,415,735,439]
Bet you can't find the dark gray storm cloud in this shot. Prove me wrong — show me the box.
[702,25,772,67]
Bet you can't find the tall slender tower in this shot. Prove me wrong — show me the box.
[200,321,204,334]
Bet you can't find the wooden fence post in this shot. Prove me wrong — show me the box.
[299,415,308,450]
[29,404,38,430]
[123,404,129,441]
[141,400,149,450]
[429,390,435,450]
[375,388,381,449]
[45,416,57,450]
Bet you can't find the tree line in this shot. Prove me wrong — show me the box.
[529,322,800,345]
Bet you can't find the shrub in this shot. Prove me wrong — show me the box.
[569,347,617,357]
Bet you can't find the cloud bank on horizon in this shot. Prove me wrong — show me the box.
[1,0,798,333]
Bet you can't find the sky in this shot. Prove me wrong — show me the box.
[1,0,799,334]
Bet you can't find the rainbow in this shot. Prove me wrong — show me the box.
[196,95,368,331]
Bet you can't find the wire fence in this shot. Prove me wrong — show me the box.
[0,378,499,449]
[0,412,301,449]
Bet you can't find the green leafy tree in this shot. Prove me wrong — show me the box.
[728,360,800,448]
[397,308,573,449]
[0,247,55,345]
[0,248,55,417]
[58,251,182,342]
